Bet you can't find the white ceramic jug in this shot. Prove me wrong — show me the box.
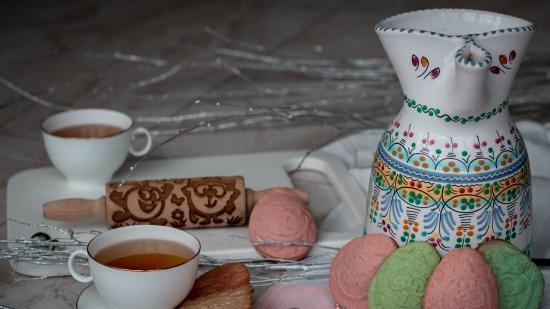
[365,9,535,256]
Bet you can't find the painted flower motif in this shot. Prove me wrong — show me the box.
[427,236,442,248]
[412,54,419,68]
[455,225,475,248]
[411,54,440,79]
[404,124,414,138]
[473,139,487,149]
[490,66,502,74]
[428,67,440,79]
[482,234,498,243]
[490,50,516,74]
[499,55,509,67]
[381,218,391,233]
[509,50,517,61]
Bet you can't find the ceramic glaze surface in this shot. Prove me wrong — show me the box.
[365,9,535,255]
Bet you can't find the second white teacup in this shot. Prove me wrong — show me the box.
[42,108,152,189]
[68,225,200,309]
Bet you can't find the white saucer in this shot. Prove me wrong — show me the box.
[76,284,115,309]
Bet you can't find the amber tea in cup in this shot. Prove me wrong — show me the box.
[50,124,124,139]
[94,239,195,271]
[68,225,200,309]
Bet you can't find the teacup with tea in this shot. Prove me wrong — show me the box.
[42,108,152,189]
[68,225,200,309]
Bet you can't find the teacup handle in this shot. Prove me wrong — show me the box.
[129,127,152,157]
[68,249,93,283]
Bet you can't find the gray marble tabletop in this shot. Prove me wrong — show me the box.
[1,1,550,308]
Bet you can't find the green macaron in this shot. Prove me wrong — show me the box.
[478,240,544,309]
[368,241,440,309]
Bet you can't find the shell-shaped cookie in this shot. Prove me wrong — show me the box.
[423,248,498,309]
[478,240,544,309]
[368,242,440,309]
[329,234,397,309]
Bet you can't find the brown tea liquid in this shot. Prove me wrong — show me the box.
[94,239,195,271]
[50,124,124,138]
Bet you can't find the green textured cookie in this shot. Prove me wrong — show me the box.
[478,240,544,309]
[368,242,440,309]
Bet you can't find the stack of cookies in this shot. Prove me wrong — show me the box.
[329,234,544,309]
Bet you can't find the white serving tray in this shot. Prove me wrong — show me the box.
[6,150,366,276]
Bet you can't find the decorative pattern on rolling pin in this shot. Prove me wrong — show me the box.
[106,176,245,229]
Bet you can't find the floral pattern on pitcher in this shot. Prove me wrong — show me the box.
[412,55,440,79]
[490,50,517,74]
[366,151,531,254]
[380,119,526,174]
[403,95,510,124]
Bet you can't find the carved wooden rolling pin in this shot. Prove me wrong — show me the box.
[43,176,308,229]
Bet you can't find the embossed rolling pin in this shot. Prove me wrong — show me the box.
[43,176,309,229]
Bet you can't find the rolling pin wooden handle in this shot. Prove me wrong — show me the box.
[43,197,106,221]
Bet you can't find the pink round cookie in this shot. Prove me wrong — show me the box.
[424,247,498,309]
[248,188,317,260]
[329,234,397,309]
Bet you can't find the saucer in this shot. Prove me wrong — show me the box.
[76,284,115,309]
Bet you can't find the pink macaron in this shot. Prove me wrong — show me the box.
[248,188,317,260]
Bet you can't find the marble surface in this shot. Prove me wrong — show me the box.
[1,1,550,308]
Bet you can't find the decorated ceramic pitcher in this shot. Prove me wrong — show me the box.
[365,9,535,256]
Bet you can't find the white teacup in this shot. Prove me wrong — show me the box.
[68,225,200,309]
[42,108,152,189]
